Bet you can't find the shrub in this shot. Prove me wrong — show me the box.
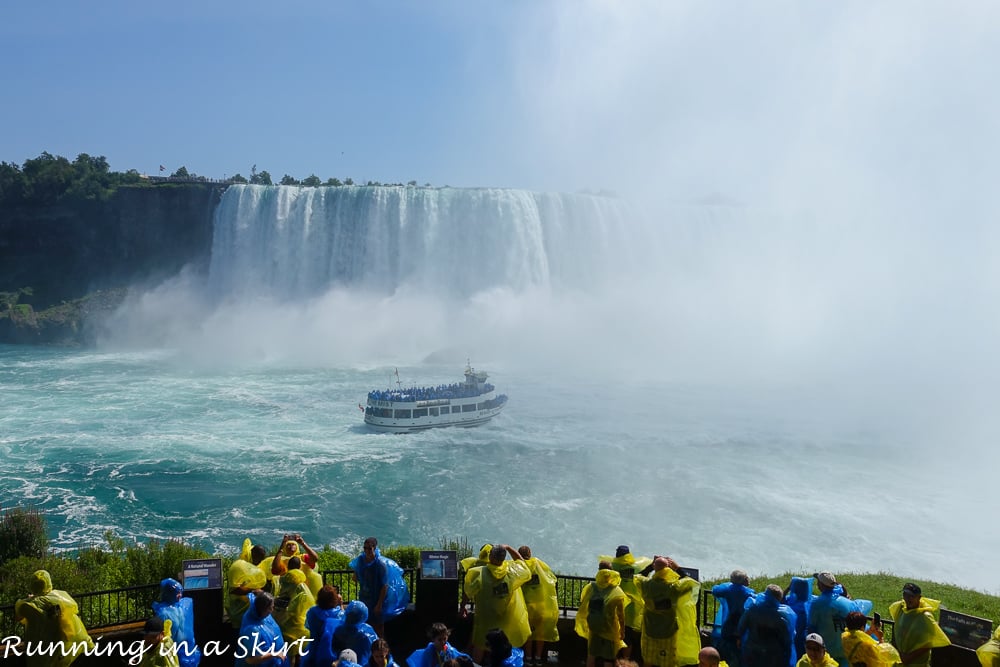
[0,505,49,565]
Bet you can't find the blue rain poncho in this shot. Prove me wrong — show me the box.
[406,641,471,667]
[807,588,862,662]
[737,592,796,667]
[349,548,410,622]
[301,605,345,667]
[236,592,290,667]
[152,578,202,667]
[332,601,379,666]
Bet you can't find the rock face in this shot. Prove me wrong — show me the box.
[0,183,224,344]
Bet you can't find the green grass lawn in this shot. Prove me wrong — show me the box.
[708,571,1000,624]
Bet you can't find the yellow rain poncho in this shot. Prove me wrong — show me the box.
[889,597,951,665]
[273,569,316,652]
[14,570,94,667]
[521,557,560,642]
[139,619,181,667]
[227,539,268,628]
[465,559,532,648]
[575,569,628,660]
[460,544,492,574]
[977,626,1000,666]
[841,629,900,667]
[636,568,700,667]
[600,552,652,630]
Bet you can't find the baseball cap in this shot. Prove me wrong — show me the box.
[339,649,358,664]
[805,633,825,647]
[615,545,630,557]
[815,571,838,587]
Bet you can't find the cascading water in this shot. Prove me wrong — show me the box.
[207,185,640,300]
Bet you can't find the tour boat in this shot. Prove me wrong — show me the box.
[362,364,508,432]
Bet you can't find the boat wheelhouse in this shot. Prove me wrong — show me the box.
[363,364,508,433]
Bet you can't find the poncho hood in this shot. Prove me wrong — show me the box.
[29,570,52,595]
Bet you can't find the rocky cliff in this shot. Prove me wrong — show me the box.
[0,183,224,344]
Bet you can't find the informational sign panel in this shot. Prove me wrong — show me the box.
[677,566,700,582]
[939,608,993,650]
[420,550,458,580]
[182,558,223,590]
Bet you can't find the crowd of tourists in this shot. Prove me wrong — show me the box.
[10,537,1000,667]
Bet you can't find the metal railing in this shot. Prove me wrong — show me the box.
[0,583,158,639]
[0,570,897,645]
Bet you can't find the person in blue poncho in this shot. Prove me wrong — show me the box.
[784,577,814,660]
[350,537,409,637]
[152,578,202,667]
[486,628,525,667]
[712,570,755,667]
[302,585,347,667]
[737,584,796,667]
[806,572,861,667]
[333,600,380,666]
[369,638,401,667]
[236,591,290,667]
[407,622,471,667]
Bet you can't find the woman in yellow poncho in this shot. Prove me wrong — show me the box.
[273,567,316,660]
[575,563,628,667]
[888,583,951,667]
[228,539,269,629]
[14,569,94,667]
[517,546,560,665]
[600,546,652,638]
[635,557,700,667]
[840,611,900,667]
[464,544,532,661]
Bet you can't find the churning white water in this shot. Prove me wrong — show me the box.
[2,185,997,594]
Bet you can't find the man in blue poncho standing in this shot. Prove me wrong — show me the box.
[806,572,860,667]
[737,584,796,667]
[351,537,409,638]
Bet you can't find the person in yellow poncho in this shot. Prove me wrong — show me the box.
[517,545,560,665]
[576,562,628,667]
[273,566,316,662]
[460,544,493,620]
[138,616,181,667]
[229,540,269,629]
[840,611,900,667]
[600,546,652,658]
[465,544,532,663]
[796,633,838,667]
[14,569,94,667]
[635,557,701,667]
[888,583,951,667]
[977,626,1000,667]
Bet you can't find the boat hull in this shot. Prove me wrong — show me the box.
[364,397,507,433]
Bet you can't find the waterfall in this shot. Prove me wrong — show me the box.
[207,185,640,300]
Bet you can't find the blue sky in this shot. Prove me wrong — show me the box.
[2,1,999,204]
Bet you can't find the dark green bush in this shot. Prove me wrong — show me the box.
[0,505,49,565]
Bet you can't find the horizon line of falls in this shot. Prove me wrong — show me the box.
[207,184,649,301]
